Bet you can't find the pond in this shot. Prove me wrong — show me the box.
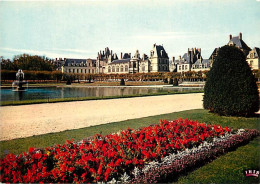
[0,86,203,102]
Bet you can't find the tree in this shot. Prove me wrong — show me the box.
[120,78,125,86]
[173,78,178,86]
[203,45,259,116]
[0,54,57,71]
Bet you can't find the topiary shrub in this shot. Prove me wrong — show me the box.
[169,78,173,84]
[120,78,125,86]
[203,45,259,116]
[173,78,178,86]
[66,79,71,85]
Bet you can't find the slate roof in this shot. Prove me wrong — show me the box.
[64,58,96,66]
[193,59,210,66]
[180,49,202,64]
[253,47,260,58]
[255,47,260,57]
[227,36,251,51]
[122,53,131,59]
[155,45,169,58]
[64,59,87,66]
[108,58,130,65]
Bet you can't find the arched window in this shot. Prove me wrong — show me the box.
[108,66,111,73]
[112,66,115,72]
[125,65,128,72]
[116,66,119,72]
[120,65,124,72]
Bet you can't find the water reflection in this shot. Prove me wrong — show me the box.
[1,86,203,102]
[18,91,24,100]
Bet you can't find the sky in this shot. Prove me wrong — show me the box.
[0,0,260,61]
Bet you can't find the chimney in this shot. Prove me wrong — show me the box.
[143,53,145,60]
[111,50,113,56]
[198,48,201,53]
[229,34,232,40]
[154,43,156,47]
[239,32,242,40]
[129,53,131,58]
[179,55,181,60]
[172,56,175,62]
[121,52,123,59]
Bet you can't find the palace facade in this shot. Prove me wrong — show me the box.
[246,47,260,70]
[102,44,169,74]
[59,32,259,75]
[61,58,96,74]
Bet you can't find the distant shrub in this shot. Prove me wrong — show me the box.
[173,78,178,86]
[66,79,71,85]
[203,45,259,116]
[120,78,125,86]
[169,78,173,84]
[164,78,168,83]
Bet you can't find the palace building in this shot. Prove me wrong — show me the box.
[101,44,169,74]
[246,47,260,70]
[61,58,96,74]
[172,48,211,73]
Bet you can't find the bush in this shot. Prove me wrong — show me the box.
[66,79,71,85]
[173,78,178,86]
[169,78,173,84]
[203,45,259,116]
[164,78,168,83]
[120,78,125,86]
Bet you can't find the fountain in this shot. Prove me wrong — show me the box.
[12,69,28,91]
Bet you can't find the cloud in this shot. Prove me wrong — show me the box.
[0,47,94,59]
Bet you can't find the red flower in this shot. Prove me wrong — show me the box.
[28,147,34,153]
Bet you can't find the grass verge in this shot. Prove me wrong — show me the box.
[0,109,259,183]
[0,90,203,106]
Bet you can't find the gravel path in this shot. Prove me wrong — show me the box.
[0,93,203,141]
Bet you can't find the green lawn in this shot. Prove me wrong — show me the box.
[0,109,259,183]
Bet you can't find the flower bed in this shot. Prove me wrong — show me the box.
[0,119,259,183]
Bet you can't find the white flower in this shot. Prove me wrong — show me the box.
[132,167,141,178]
[108,178,117,184]
[120,172,130,183]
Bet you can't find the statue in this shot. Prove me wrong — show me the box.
[12,69,28,91]
[16,69,24,82]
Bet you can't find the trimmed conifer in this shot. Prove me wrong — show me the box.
[203,45,259,116]
[120,78,125,86]
[173,78,178,86]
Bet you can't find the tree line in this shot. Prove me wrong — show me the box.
[2,69,259,83]
[1,54,56,71]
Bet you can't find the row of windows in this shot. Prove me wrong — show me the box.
[158,59,168,64]
[67,68,95,74]
[158,65,168,71]
[179,65,188,70]
[179,64,209,71]
[68,63,94,67]
[192,64,208,69]
[108,65,129,73]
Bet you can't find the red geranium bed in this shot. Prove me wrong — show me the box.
[0,118,259,183]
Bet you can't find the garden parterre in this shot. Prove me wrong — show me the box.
[0,118,259,183]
